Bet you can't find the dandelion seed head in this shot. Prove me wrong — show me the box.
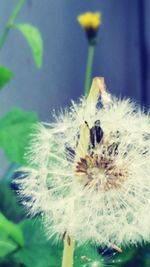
[16,77,150,247]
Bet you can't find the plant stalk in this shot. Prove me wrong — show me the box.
[0,0,26,50]
[61,234,75,267]
[84,44,95,97]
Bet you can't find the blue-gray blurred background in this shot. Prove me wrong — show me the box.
[0,0,150,175]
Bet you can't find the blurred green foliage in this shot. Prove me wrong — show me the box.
[0,2,45,264]
[0,66,13,90]
[0,182,61,267]
[0,108,38,164]
[0,0,43,82]
[15,23,43,68]
[0,0,42,163]
[0,212,24,247]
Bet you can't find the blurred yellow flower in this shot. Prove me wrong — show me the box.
[77,11,102,94]
[77,12,101,30]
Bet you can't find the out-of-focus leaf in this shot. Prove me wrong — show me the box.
[0,258,20,267]
[0,213,24,247]
[0,108,38,164]
[14,219,61,267]
[0,182,24,221]
[15,23,43,68]
[75,245,137,267]
[74,244,105,267]
[111,247,136,266]
[142,249,150,267]
[144,258,150,267]
[0,234,17,259]
[0,66,13,89]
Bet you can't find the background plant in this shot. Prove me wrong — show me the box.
[0,0,43,165]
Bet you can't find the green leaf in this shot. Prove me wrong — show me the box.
[111,248,136,266]
[74,246,113,267]
[0,66,13,89]
[0,213,24,247]
[14,219,61,267]
[0,182,24,222]
[0,108,38,164]
[15,23,43,68]
[0,258,20,267]
[75,245,137,267]
[0,235,17,259]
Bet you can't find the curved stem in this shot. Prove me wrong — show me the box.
[61,234,75,267]
[84,45,95,97]
[0,0,26,50]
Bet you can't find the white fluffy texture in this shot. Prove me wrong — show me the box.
[16,95,150,247]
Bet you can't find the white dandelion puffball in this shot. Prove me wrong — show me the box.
[16,77,150,247]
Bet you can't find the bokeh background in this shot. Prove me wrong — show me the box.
[1,1,150,266]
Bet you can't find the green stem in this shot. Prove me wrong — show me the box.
[84,45,95,97]
[61,235,75,267]
[0,0,26,50]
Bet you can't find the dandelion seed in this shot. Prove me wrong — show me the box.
[16,77,150,249]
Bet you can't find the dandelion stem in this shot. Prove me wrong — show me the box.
[61,234,75,267]
[84,45,95,97]
[0,0,26,50]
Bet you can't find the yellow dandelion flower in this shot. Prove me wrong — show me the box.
[77,12,101,30]
[77,12,102,45]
